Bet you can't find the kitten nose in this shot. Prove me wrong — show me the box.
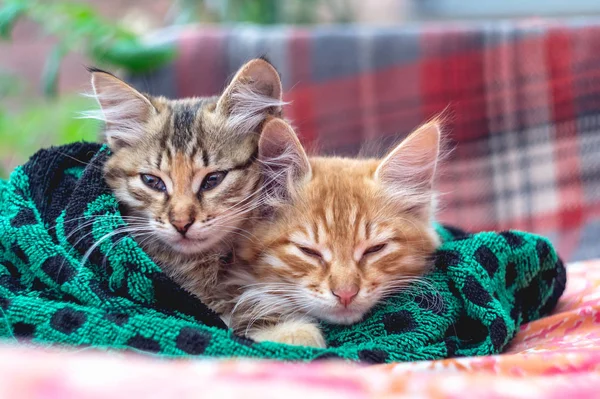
[171,218,194,236]
[332,286,359,307]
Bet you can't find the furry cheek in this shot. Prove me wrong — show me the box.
[257,250,319,282]
[114,180,158,211]
[366,253,431,295]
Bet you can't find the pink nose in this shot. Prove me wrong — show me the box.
[171,218,194,236]
[332,287,359,307]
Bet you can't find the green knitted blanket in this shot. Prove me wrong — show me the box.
[0,143,566,363]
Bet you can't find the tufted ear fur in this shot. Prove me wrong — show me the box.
[216,58,285,134]
[259,118,311,204]
[88,69,156,149]
[375,121,441,214]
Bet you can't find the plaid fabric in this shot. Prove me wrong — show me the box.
[129,19,600,262]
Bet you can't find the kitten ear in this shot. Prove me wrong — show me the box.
[259,118,311,203]
[216,58,284,134]
[88,69,156,149]
[375,121,441,211]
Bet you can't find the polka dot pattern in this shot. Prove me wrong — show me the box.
[358,349,389,364]
[50,308,86,335]
[40,256,75,286]
[127,335,161,353]
[0,141,568,364]
[12,322,36,337]
[383,310,417,334]
[176,328,211,355]
[462,275,492,307]
[434,250,462,271]
[475,245,499,277]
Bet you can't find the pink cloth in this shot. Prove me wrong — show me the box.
[1,260,600,398]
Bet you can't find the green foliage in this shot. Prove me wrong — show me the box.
[174,0,355,25]
[0,1,26,38]
[0,0,174,175]
[224,0,281,25]
[0,0,176,97]
[0,0,357,177]
[0,95,100,178]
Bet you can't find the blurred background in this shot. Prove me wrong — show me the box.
[3,0,600,175]
[3,0,600,260]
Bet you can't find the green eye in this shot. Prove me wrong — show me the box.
[200,171,228,191]
[140,174,166,192]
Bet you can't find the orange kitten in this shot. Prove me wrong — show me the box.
[229,118,442,347]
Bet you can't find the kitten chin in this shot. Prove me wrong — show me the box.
[226,118,442,347]
[163,237,213,255]
[149,216,243,256]
[310,303,373,325]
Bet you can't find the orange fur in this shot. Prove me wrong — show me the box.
[228,119,442,347]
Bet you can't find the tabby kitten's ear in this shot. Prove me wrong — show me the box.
[89,69,156,149]
[259,118,311,203]
[375,121,441,213]
[216,58,284,133]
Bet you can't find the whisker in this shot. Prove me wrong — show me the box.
[56,151,104,172]
[79,227,155,268]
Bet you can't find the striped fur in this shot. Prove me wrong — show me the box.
[91,59,284,313]
[227,119,442,347]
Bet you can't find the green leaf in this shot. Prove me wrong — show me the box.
[0,95,100,175]
[0,71,22,98]
[90,39,177,73]
[41,44,66,98]
[0,1,26,39]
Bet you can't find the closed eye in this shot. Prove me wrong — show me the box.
[363,243,387,256]
[298,246,323,259]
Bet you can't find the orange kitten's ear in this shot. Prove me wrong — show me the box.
[375,121,441,210]
[87,68,156,149]
[216,58,285,134]
[259,118,311,203]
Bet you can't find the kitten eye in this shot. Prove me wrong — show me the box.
[140,174,167,192]
[363,244,386,256]
[200,171,228,191]
[298,246,323,259]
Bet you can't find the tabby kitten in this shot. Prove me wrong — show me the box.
[89,58,284,311]
[229,118,442,347]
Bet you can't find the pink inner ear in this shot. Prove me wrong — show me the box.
[258,119,311,203]
[259,121,291,160]
[89,73,155,147]
[217,59,286,134]
[243,60,282,100]
[218,59,283,110]
[376,122,441,196]
[259,120,310,173]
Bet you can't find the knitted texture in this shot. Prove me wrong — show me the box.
[0,143,567,363]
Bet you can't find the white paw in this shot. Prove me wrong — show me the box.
[250,320,326,348]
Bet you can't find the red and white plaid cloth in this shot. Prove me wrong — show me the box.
[130,19,600,262]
